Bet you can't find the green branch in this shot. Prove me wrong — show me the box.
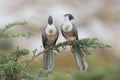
[49,38,111,55]
[19,38,111,80]
[0,21,32,38]
[9,32,33,38]
[2,21,27,32]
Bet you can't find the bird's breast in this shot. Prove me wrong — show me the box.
[63,31,76,41]
[46,33,58,44]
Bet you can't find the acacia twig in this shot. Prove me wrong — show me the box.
[18,38,111,80]
[19,49,47,80]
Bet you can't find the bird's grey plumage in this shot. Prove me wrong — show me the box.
[42,28,47,48]
[43,50,54,71]
[71,24,78,40]
[72,42,88,71]
[61,14,88,71]
[42,16,59,71]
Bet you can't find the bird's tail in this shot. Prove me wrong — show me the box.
[72,43,88,71]
[43,50,54,71]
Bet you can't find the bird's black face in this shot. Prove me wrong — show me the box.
[64,14,74,21]
[48,15,53,25]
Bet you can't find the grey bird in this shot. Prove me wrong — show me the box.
[61,14,88,71]
[42,15,59,71]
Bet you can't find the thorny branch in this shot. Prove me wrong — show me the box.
[19,38,111,80]
[19,49,47,80]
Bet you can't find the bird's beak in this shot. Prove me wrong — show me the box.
[48,15,53,25]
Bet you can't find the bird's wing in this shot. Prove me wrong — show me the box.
[72,23,78,40]
[42,27,47,48]
[54,26,59,44]
[61,24,67,39]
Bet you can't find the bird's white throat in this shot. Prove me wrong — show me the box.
[45,24,57,35]
[62,16,73,32]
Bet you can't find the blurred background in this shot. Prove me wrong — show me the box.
[0,0,120,76]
